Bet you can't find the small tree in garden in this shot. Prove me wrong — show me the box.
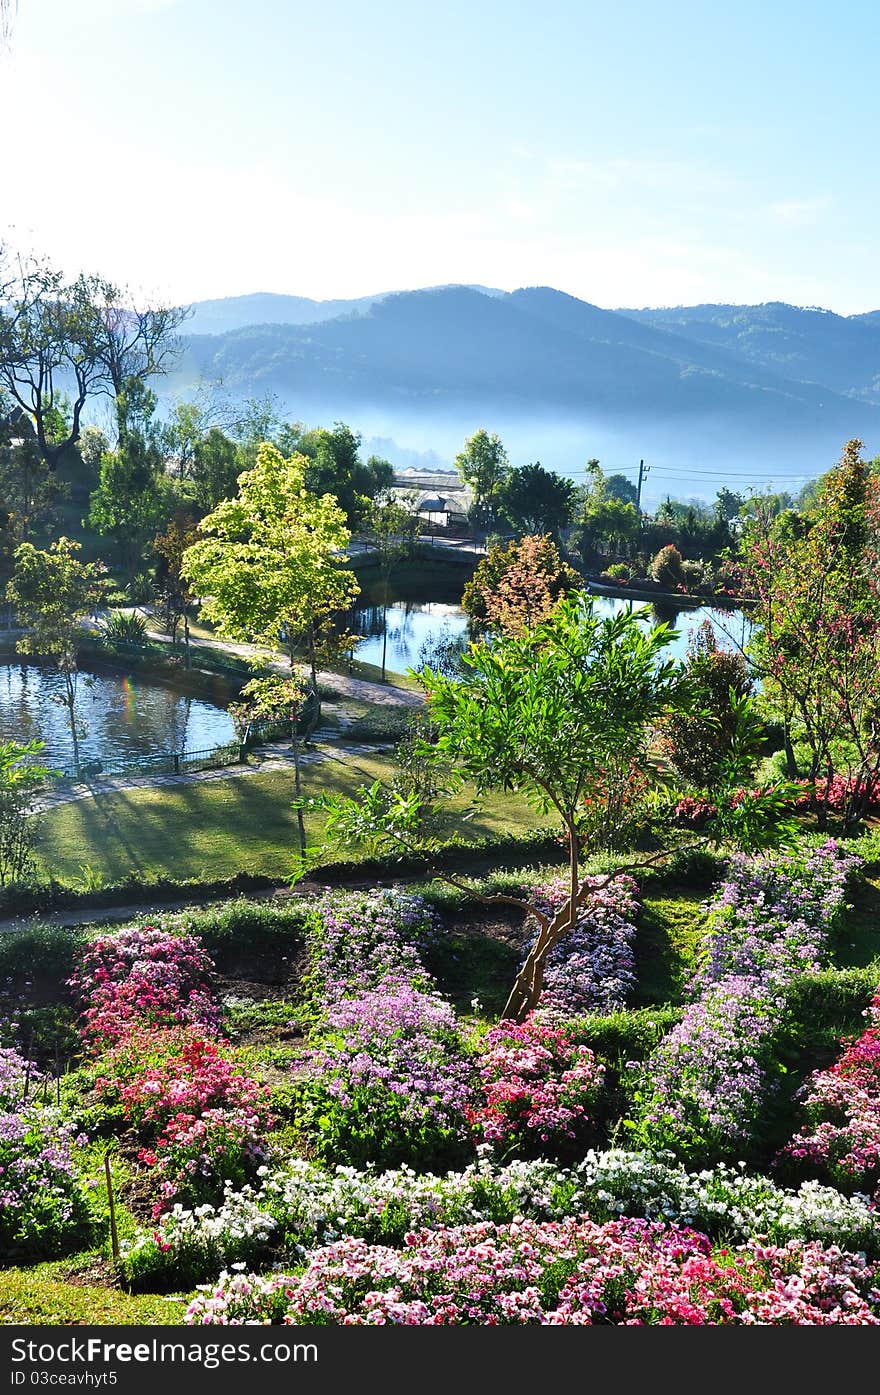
[649,543,684,588]
[229,674,312,856]
[662,620,756,792]
[6,538,106,776]
[0,739,53,886]
[151,512,199,665]
[181,441,359,678]
[462,533,583,637]
[308,595,797,1021]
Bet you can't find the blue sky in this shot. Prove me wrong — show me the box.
[1,0,877,312]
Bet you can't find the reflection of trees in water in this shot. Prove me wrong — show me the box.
[650,599,684,629]
[0,664,231,766]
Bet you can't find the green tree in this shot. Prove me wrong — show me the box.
[181,441,359,782]
[364,497,421,681]
[191,427,241,511]
[453,429,510,535]
[6,538,106,775]
[0,412,61,539]
[462,533,583,636]
[498,462,576,539]
[661,620,755,791]
[0,739,53,887]
[283,421,394,529]
[312,596,795,1020]
[88,377,169,586]
[574,462,640,566]
[228,674,314,857]
[151,511,199,664]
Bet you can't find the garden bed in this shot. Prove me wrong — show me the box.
[3,839,880,1323]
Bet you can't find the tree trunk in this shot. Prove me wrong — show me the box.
[381,608,388,683]
[64,670,81,778]
[501,824,579,1021]
[783,724,798,779]
[308,625,318,691]
[184,613,191,670]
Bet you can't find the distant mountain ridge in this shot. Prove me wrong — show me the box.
[170,283,880,484]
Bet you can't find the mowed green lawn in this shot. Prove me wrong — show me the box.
[35,754,554,886]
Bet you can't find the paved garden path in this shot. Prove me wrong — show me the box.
[106,611,426,709]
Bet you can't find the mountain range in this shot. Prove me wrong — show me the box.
[171,285,880,497]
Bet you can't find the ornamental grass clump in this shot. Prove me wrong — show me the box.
[69,926,221,1047]
[468,1016,605,1161]
[780,986,880,1202]
[185,1217,880,1325]
[525,875,640,1017]
[690,840,860,993]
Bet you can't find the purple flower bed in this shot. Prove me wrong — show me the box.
[629,977,784,1155]
[630,841,857,1162]
[305,889,439,1008]
[297,891,474,1170]
[0,1041,93,1258]
[525,875,641,1017]
[690,839,860,993]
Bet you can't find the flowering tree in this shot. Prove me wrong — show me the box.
[741,439,880,828]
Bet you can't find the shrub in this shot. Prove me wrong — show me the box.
[649,544,683,588]
[100,610,148,644]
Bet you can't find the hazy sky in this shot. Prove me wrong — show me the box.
[1,0,877,312]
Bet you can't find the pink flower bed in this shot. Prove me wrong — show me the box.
[781,987,880,1201]
[185,1216,880,1325]
[467,1017,605,1159]
[69,927,221,1046]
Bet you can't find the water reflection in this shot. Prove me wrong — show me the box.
[0,664,235,773]
[350,591,754,674]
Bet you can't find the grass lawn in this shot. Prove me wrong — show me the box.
[35,755,554,886]
[0,1262,185,1324]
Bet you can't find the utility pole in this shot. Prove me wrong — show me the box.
[635,459,649,517]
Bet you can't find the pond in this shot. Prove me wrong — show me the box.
[0,664,236,776]
[350,591,754,675]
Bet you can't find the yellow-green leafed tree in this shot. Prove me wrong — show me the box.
[181,441,359,668]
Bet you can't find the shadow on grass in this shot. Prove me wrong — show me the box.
[633,888,708,1006]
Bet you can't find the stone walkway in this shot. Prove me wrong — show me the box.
[104,612,425,709]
